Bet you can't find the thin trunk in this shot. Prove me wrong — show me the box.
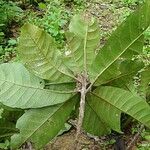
[75,75,87,150]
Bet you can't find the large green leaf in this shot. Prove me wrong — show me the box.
[93,59,144,87]
[87,93,121,133]
[102,59,144,88]
[11,96,78,149]
[90,0,150,84]
[0,63,75,109]
[83,96,111,136]
[122,35,144,58]
[18,23,74,83]
[93,86,150,128]
[91,61,121,86]
[64,14,100,73]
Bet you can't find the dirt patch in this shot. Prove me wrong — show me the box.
[45,130,110,150]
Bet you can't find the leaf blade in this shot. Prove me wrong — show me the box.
[11,96,78,149]
[100,59,144,88]
[90,1,150,84]
[0,63,75,109]
[18,23,73,82]
[65,14,100,73]
[83,96,111,136]
[93,86,150,128]
[87,93,121,133]
[122,35,144,58]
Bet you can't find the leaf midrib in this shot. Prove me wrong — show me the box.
[92,91,129,113]
[16,101,71,148]
[25,30,74,80]
[91,90,149,125]
[99,66,142,85]
[0,79,75,94]
[83,26,88,73]
[86,100,110,130]
[91,28,147,86]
